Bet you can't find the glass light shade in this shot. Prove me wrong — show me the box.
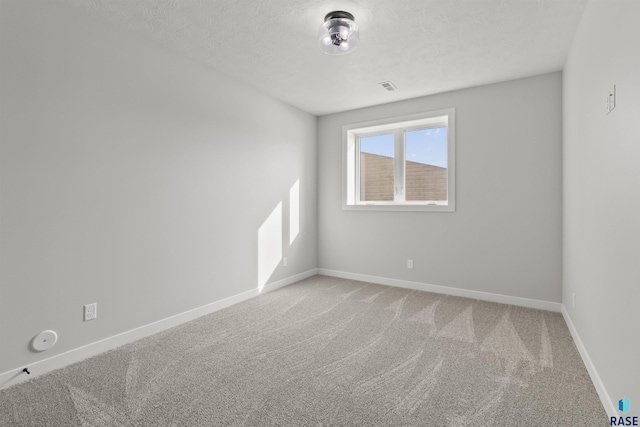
[318,14,359,55]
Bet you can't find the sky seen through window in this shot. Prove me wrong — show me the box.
[360,127,448,168]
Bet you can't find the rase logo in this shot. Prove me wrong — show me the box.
[610,397,638,426]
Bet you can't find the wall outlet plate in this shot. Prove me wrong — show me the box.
[84,303,97,321]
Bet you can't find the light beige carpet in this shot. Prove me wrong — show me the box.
[0,275,607,426]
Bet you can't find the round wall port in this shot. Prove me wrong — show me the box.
[31,330,58,352]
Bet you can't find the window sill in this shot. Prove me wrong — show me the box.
[343,203,455,212]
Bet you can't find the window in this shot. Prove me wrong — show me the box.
[343,108,455,211]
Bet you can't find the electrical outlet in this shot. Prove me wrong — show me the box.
[84,303,97,321]
[283,257,287,267]
[407,259,414,269]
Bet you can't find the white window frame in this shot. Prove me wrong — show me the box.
[342,108,455,212]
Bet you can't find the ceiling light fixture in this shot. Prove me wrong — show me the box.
[318,11,359,55]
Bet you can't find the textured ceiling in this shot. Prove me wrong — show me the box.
[64,0,587,116]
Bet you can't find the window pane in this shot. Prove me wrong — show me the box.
[405,127,448,201]
[360,134,394,201]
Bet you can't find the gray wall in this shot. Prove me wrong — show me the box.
[318,73,563,302]
[0,0,317,373]
[563,0,640,406]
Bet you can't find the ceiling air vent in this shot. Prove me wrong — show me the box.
[379,81,398,92]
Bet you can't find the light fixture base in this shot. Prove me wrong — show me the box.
[324,11,355,22]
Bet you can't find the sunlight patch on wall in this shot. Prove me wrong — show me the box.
[289,180,300,245]
[258,202,282,292]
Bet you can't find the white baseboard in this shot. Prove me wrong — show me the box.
[317,269,562,312]
[561,305,616,418]
[0,269,318,391]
